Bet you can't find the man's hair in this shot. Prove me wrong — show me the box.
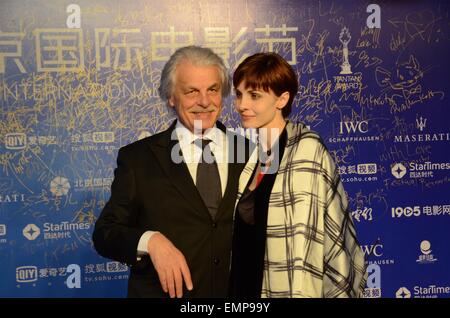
[158,46,231,102]
[233,52,298,117]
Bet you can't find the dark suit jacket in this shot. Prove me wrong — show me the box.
[92,120,251,297]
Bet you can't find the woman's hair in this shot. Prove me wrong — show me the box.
[158,46,231,103]
[233,52,298,117]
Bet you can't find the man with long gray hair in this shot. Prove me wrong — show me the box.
[93,46,250,298]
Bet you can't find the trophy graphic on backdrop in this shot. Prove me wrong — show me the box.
[339,27,352,74]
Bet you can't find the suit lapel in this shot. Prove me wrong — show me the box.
[148,121,209,217]
[217,156,244,220]
[234,147,258,211]
[212,123,255,220]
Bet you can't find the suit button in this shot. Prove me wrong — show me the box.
[212,222,217,228]
[213,258,220,265]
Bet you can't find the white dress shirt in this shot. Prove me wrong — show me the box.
[136,120,229,259]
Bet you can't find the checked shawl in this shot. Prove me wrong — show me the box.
[235,121,367,298]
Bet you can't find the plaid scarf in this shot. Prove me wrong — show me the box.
[236,121,367,297]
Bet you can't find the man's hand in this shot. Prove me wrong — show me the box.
[147,232,193,298]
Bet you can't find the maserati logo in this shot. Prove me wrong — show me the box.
[416,117,427,132]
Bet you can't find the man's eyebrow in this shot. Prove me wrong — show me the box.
[208,83,220,89]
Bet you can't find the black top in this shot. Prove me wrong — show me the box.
[229,127,287,298]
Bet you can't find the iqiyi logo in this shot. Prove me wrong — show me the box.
[23,224,41,240]
[396,287,412,298]
[16,266,38,283]
[391,163,407,179]
[5,133,27,150]
[65,264,81,289]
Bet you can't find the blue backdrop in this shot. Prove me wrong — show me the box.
[0,0,449,298]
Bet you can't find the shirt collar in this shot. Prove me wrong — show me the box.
[175,120,224,148]
[175,121,196,147]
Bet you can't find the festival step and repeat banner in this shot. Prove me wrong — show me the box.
[0,0,449,298]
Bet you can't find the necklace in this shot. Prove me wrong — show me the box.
[255,149,272,188]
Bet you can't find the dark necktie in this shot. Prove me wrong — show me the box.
[195,139,222,219]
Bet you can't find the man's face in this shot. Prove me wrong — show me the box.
[169,60,223,133]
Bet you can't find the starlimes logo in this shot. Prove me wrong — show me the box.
[391,163,407,179]
[396,287,411,298]
[50,176,71,196]
[23,224,40,240]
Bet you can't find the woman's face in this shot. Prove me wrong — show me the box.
[234,81,287,129]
